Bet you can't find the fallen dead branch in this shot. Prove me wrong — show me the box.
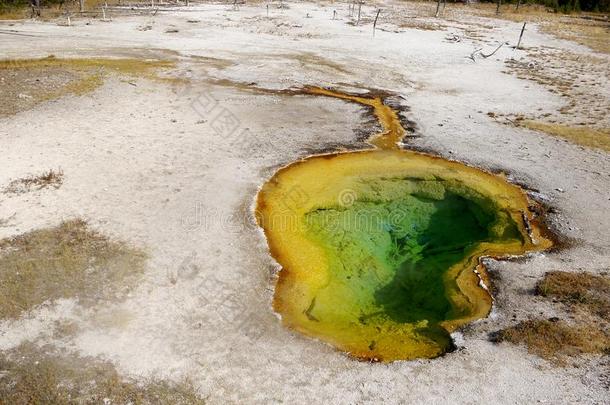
[480,42,506,58]
[467,42,508,62]
[467,47,482,62]
[445,33,461,43]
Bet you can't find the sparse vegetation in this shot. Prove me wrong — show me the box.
[494,271,610,364]
[536,271,610,319]
[0,4,27,19]
[541,17,610,54]
[0,343,205,404]
[0,0,148,20]
[4,168,64,194]
[502,44,609,147]
[471,1,608,15]
[0,55,174,80]
[519,121,610,152]
[0,219,146,319]
[0,56,175,117]
[494,319,610,362]
[458,3,610,54]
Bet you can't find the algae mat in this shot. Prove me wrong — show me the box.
[256,88,552,361]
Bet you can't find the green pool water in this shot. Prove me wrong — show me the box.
[302,178,523,352]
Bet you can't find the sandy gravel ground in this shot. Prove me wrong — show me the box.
[0,1,609,403]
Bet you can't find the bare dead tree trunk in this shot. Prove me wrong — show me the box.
[357,1,362,25]
[435,0,446,18]
[496,0,502,14]
[79,0,84,12]
[30,0,41,17]
[516,0,522,10]
[373,8,380,36]
[516,22,526,49]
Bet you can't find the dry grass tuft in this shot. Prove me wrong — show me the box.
[4,169,64,194]
[0,219,146,319]
[0,343,205,404]
[494,319,610,362]
[519,121,610,152]
[536,271,610,320]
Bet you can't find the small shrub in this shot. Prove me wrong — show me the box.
[5,168,64,194]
